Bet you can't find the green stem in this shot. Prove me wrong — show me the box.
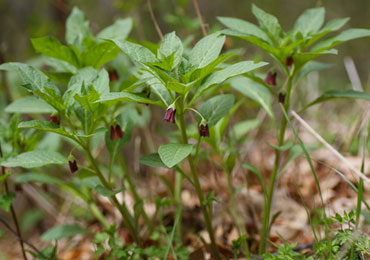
[174,171,183,240]
[177,97,221,260]
[259,76,292,254]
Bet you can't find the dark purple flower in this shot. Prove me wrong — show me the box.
[48,115,60,125]
[278,92,286,104]
[108,69,119,82]
[110,124,124,140]
[285,56,294,67]
[164,107,176,123]
[199,123,210,137]
[264,71,277,86]
[68,160,78,173]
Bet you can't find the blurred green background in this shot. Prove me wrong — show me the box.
[0,0,369,87]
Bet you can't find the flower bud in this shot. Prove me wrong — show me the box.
[164,107,176,124]
[48,115,60,125]
[278,92,286,104]
[285,56,294,67]
[110,124,124,140]
[199,123,210,137]
[264,71,277,86]
[108,69,119,82]
[68,160,78,173]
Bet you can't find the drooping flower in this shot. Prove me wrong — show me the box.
[110,124,124,140]
[285,56,294,67]
[108,69,119,82]
[48,115,60,125]
[264,71,277,86]
[278,92,286,104]
[199,123,210,137]
[68,160,78,173]
[164,107,176,124]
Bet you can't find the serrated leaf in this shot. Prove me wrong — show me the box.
[140,153,169,168]
[94,185,125,197]
[15,173,63,185]
[230,76,274,119]
[5,96,56,114]
[217,17,271,43]
[189,33,225,69]
[111,40,158,63]
[97,18,132,41]
[312,28,370,52]
[0,193,15,212]
[158,144,193,168]
[198,94,235,126]
[41,224,90,241]
[65,7,92,49]
[31,36,80,67]
[191,61,268,104]
[293,7,325,36]
[1,151,67,168]
[252,4,282,41]
[303,90,370,111]
[18,120,74,138]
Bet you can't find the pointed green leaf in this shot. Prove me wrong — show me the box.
[296,61,332,82]
[81,40,120,68]
[18,120,74,138]
[65,7,92,49]
[158,144,193,168]
[97,18,132,41]
[97,92,161,106]
[198,94,235,126]
[1,151,67,168]
[189,33,225,69]
[140,153,169,168]
[293,7,325,36]
[93,185,125,197]
[41,224,90,241]
[252,4,282,40]
[230,76,274,119]
[111,40,158,63]
[15,173,63,185]
[5,96,56,114]
[31,36,79,67]
[158,32,183,70]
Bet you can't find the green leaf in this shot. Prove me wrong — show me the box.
[41,224,90,241]
[96,18,132,41]
[93,185,125,197]
[231,119,260,140]
[15,173,63,185]
[18,120,74,138]
[267,141,294,151]
[312,29,370,52]
[320,18,350,32]
[111,40,158,63]
[0,172,12,183]
[158,144,193,168]
[0,192,15,212]
[81,40,120,68]
[157,32,183,70]
[217,16,271,43]
[31,36,79,67]
[252,4,282,41]
[230,76,274,119]
[1,151,67,168]
[5,96,56,114]
[295,61,332,82]
[65,7,92,49]
[97,92,161,106]
[198,94,235,126]
[292,49,337,72]
[191,61,268,104]
[303,90,370,111]
[189,33,225,69]
[293,7,325,36]
[167,81,195,95]
[140,153,169,168]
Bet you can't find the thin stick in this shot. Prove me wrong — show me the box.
[0,145,28,260]
[147,0,163,40]
[192,0,207,36]
[291,111,370,184]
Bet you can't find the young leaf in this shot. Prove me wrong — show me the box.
[189,33,225,69]
[293,7,325,36]
[96,18,132,41]
[111,40,158,63]
[41,224,90,241]
[0,193,16,212]
[15,173,63,185]
[140,153,169,168]
[191,60,268,104]
[252,4,282,41]
[230,76,274,119]
[65,7,92,49]
[5,96,56,114]
[198,94,235,126]
[1,151,67,168]
[31,36,80,67]
[158,143,193,168]
[157,32,183,70]
[302,89,370,111]
[18,120,74,139]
